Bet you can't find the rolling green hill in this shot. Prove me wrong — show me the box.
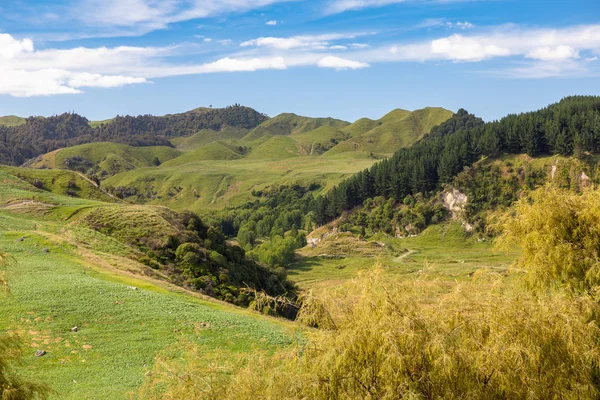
[0,115,26,127]
[162,142,245,166]
[27,142,182,178]
[171,127,250,151]
[243,113,349,141]
[326,107,454,156]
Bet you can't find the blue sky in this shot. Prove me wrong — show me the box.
[0,0,599,122]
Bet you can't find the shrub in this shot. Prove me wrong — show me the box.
[493,185,600,294]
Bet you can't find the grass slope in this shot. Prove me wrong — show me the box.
[104,154,377,211]
[0,169,297,399]
[162,142,244,166]
[28,142,181,174]
[243,113,349,141]
[0,166,116,204]
[171,127,249,151]
[0,115,26,127]
[327,107,453,156]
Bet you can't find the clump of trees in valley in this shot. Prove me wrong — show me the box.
[205,185,315,268]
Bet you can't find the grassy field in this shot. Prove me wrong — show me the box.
[0,233,296,399]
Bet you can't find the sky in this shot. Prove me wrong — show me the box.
[0,0,599,122]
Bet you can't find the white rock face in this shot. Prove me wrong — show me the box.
[442,189,468,219]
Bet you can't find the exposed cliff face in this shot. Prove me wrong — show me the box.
[442,189,473,232]
[443,189,468,219]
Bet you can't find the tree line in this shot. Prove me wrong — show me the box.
[315,96,600,223]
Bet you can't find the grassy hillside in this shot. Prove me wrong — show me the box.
[104,154,377,211]
[171,127,249,151]
[0,165,303,399]
[27,142,181,177]
[0,115,26,127]
[27,106,452,212]
[0,166,116,204]
[326,107,453,156]
[162,142,245,166]
[243,113,349,141]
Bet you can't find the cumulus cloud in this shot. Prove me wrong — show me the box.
[431,34,511,61]
[317,56,369,70]
[0,33,287,97]
[266,20,277,26]
[526,45,579,61]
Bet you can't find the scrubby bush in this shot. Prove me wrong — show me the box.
[138,268,600,399]
[493,185,600,294]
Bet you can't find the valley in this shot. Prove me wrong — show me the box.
[2,96,600,399]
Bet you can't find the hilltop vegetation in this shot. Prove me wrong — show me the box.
[318,96,600,229]
[0,115,26,127]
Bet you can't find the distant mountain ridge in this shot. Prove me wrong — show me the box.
[0,105,268,165]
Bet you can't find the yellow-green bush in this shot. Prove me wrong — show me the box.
[493,185,600,294]
[138,268,600,400]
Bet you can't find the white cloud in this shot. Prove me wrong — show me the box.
[266,20,277,26]
[203,38,213,43]
[431,34,511,61]
[317,56,369,70]
[67,73,148,88]
[0,34,34,59]
[3,23,600,97]
[418,19,475,30]
[325,0,405,15]
[455,21,475,30]
[526,45,579,61]
[219,39,232,45]
[240,32,368,50]
[78,0,290,35]
[0,32,289,96]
